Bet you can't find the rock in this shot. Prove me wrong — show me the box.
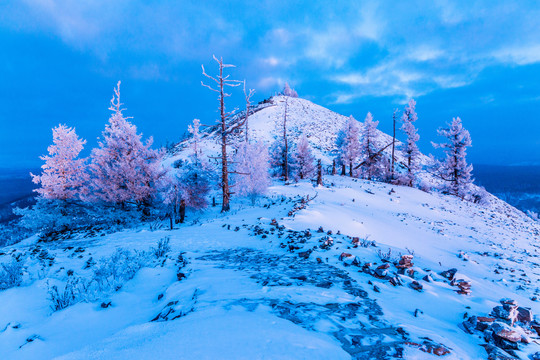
[298,250,312,259]
[490,322,521,343]
[396,255,414,269]
[317,226,324,233]
[319,236,334,250]
[531,351,540,360]
[100,301,112,309]
[177,272,186,281]
[270,218,278,226]
[491,306,518,324]
[516,307,533,323]
[375,263,390,278]
[316,257,322,264]
[373,285,380,293]
[389,276,403,286]
[422,274,433,282]
[352,237,360,247]
[482,344,518,360]
[440,268,458,280]
[462,316,477,334]
[454,280,472,295]
[409,280,423,291]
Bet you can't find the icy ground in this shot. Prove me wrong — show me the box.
[2,177,540,359]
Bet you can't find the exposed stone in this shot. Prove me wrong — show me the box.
[491,306,518,324]
[319,236,334,250]
[491,322,521,343]
[516,307,533,323]
[440,268,458,281]
[374,263,390,278]
[298,250,312,259]
[396,255,414,269]
[409,280,423,291]
[482,344,518,360]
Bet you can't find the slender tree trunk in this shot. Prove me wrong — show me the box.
[283,98,289,182]
[219,66,230,212]
[391,109,396,180]
[341,164,346,176]
[349,162,353,177]
[332,159,336,175]
[317,159,323,186]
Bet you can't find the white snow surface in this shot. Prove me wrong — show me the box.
[1,176,540,359]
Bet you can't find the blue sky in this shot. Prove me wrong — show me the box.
[1,0,540,168]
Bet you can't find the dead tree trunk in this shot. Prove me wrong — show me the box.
[317,159,323,186]
[391,109,397,180]
[201,55,243,212]
[331,159,336,175]
[283,98,289,182]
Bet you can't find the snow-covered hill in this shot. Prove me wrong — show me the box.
[1,175,540,359]
[168,95,430,172]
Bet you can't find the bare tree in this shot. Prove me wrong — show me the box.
[243,80,255,143]
[391,108,397,180]
[282,98,289,182]
[201,55,243,212]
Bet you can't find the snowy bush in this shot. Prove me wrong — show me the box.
[152,237,171,259]
[93,248,148,292]
[527,210,539,221]
[0,259,24,290]
[48,277,87,312]
[377,248,394,262]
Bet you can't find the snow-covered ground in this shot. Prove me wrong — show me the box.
[2,176,540,359]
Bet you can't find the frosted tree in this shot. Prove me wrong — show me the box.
[187,119,203,165]
[243,81,255,142]
[31,124,88,200]
[358,112,380,181]
[432,117,474,198]
[89,81,165,207]
[282,82,298,97]
[292,135,316,180]
[165,118,214,215]
[233,141,271,204]
[269,98,291,181]
[201,55,244,212]
[337,115,361,177]
[400,99,420,186]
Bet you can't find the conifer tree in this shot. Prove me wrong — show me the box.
[358,112,380,181]
[337,115,361,177]
[89,81,165,206]
[400,99,420,186]
[31,124,88,200]
[432,117,474,198]
[292,135,316,180]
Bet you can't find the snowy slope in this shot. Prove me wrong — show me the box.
[2,176,540,359]
[167,95,430,172]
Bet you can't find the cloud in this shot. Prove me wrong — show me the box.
[492,44,540,65]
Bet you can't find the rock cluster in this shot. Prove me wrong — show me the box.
[461,299,539,359]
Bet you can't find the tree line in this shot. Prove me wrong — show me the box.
[17,56,479,237]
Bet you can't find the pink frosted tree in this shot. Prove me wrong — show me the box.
[337,115,361,177]
[292,135,316,180]
[358,112,380,181]
[233,141,271,204]
[31,124,88,200]
[400,99,420,186]
[432,117,473,198]
[89,81,165,206]
[282,82,298,98]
